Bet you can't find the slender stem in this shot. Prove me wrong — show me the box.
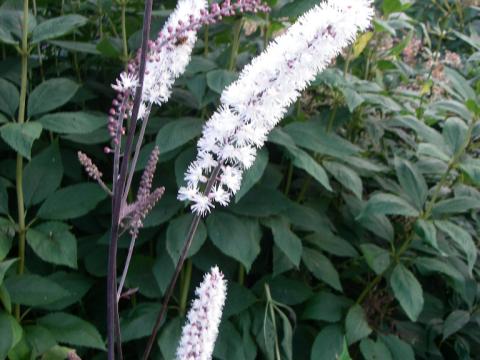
[121,0,129,65]
[142,164,222,360]
[284,163,293,195]
[179,259,192,316]
[238,264,245,285]
[116,234,136,301]
[14,0,29,322]
[106,0,153,358]
[204,25,209,56]
[265,284,281,360]
[228,19,243,71]
[121,103,152,209]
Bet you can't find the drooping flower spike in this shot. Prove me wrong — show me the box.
[179,0,374,215]
[108,0,270,141]
[176,266,227,360]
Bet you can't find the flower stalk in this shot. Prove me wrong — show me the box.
[14,0,30,322]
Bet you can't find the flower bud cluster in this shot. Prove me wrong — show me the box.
[78,151,103,180]
[179,0,374,216]
[176,266,227,360]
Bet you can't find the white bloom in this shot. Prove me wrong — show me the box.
[191,194,214,216]
[113,0,207,116]
[176,266,227,360]
[178,0,373,215]
[111,72,138,93]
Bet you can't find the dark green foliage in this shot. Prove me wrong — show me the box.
[0,0,479,359]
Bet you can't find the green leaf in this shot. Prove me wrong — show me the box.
[37,312,106,350]
[443,118,468,156]
[124,255,161,299]
[443,310,470,340]
[276,0,317,18]
[49,40,100,55]
[0,181,7,215]
[28,78,79,117]
[288,147,332,191]
[415,257,463,283]
[443,68,476,101]
[0,78,19,117]
[357,193,419,220]
[360,244,390,275]
[310,325,345,360]
[0,25,16,45]
[284,121,359,158]
[324,161,363,199]
[0,122,42,159]
[206,70,237,93]
[26,222,77,268]
[24,325,57,357]
[432,197,480,216]
[382,0,402,15]
[414,219,439,250]
[0,312,21,358]
[418,143,450,162]
[360,338,393,360]
[390,264,424,321]
[23,143,63,207]
[43,272,93,311]
[235,148,268,202]
[223,282,257,318]
[38,183,107,220]
[231,186,289,217]
[158,317,182,360]
[302,247,342,292]
[4,274,69,306]
[206,212,260,272]
[31,15,88,44]
[38,112,107,134]
[305,233,358,258]
[379,334,415,360]
[302,292,352,322]
[120,303,160,342]
[0,258,17,286]
[345,304,372,345]
[435,221,477,274]
[268,276,312,305]
[166,214,207,263]
[394,158,428,210]
[265,217,302,267]
[155,118,202,153]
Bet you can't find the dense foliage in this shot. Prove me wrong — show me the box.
[0,0,479,359]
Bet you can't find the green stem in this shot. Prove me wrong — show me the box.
[327,101,338,132]
[284,163,293,195]
[228,19,243,71]
[238,264,245,285]
[204,25,209,57]
[120,0,129,65]
[265,284,281,360]
[179,259,192,316]
[15,0,29,322]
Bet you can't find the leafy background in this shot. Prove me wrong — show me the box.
[0,0,480,359]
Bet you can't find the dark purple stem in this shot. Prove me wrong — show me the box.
[142,164,222,360]
[106,0,153,359]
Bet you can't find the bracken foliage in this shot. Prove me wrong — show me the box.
[0,0,479,359]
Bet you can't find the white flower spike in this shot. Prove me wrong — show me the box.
[179,0,374,215]
[176,266,227,360]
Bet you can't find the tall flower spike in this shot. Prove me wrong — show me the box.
[176,266,227,360]
[178,0,373,215]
